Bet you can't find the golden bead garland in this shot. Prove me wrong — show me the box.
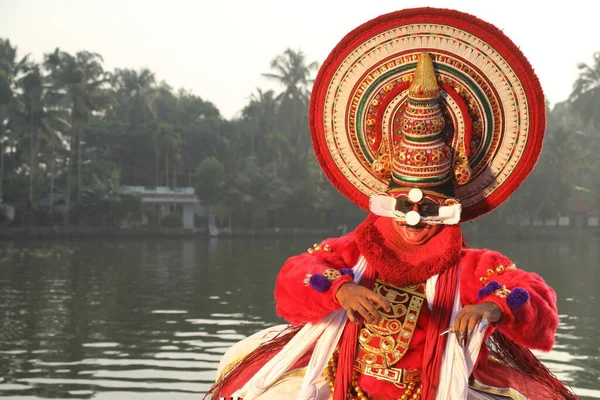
[324,351,338,393]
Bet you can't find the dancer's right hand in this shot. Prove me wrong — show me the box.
[335,283,391,324]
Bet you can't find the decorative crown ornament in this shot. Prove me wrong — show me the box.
[392,52,453,188]
[309,7,545,222]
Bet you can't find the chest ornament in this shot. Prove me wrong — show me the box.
[354,280,426,386]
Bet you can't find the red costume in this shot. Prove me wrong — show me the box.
[274,220,561,399]
[209,7,577,400]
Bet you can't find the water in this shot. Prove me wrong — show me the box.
[0,235,598,399]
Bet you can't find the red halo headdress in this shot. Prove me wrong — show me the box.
[309,7,545,221]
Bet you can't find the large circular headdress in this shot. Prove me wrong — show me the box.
[310,7,545,221]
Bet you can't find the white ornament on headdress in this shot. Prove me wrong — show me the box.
[408,188,424,203]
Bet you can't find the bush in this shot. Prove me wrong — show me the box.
[0,204,13,226]
[194,214,207,228]
[161,213,182,228]
[33,208,63,226]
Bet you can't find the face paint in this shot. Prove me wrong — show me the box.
[391,219,444,245]
[369,188,462,225]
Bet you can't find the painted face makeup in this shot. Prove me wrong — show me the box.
[391,219,444,245]
[369,188,462,226]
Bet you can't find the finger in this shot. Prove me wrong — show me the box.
[454,312,471,347]
[359,298,382,322]
[479,317,489,333]
[449,312,460,333]
[449,312,463,346]
[346,308,358,324]
[457,311,471,335]
[466,314,480,345]
[467,313,480,332]
[354,303,376,324]
[455,329,465,347]
[451,310,465,333]
[367,292,391,312]
[486,303,502,323]
[479,310,491,333]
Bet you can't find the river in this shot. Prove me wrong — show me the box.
[0,235,598,399]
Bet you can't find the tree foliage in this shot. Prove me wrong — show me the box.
[0,37,598,230]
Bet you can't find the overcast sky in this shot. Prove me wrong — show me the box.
[1,0,598,119]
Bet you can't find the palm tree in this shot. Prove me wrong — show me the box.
[111,68,157,131]
[551,99,600,215]
[498,100,594,225]
[194,127,285,229]
[262,48,318,103]
[569,51,600,127]
[171,89,222,186]
[158,123,183,187]
[0,39,29,203]
[260,49,323,225]
[20,65,42,206]
[0,71,9,203]
[110,68,159,185]
[262,48,318,144]
[44,49,111,219]
[14,63,70,214]
[241,89,278,158]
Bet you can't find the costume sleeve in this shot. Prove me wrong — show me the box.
[274,232,361,325]
[459,249,558,351]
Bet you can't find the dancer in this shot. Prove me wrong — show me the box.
[209,8,577,400]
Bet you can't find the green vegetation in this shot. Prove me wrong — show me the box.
[478,53,600,230]
[0,37,598,231]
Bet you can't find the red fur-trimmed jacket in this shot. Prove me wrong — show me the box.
[274,231,559,353]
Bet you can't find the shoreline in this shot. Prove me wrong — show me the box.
[0,225,597,241]
[0,226,344,240]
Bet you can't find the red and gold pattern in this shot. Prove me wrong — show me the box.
[355,281,426,386]
[453,152,472,186]
[371,153,392,180]
[392,53,455,188]
[309,7,546,221]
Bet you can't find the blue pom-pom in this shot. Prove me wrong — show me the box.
[507,287,530,311]
[309,274,331,293]
[477,280,502,300]
[340,268,355,279]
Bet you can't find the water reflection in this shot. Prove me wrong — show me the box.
[0,236,598,399]
[468,234,600,398]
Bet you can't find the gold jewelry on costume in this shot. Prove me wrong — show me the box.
[324,281,426,399]
[479,264,517,285]
[355,281,426,377]
[324,350,422,400]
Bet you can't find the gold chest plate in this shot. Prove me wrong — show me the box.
[355,280,426,369]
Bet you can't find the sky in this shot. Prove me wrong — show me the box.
[0,0,598,119]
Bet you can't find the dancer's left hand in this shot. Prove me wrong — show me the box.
[450,302,501,346]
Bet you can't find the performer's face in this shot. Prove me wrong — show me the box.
[391,220,443,245]
[390,191,447,245]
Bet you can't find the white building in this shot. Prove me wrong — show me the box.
[120,186,200,229]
